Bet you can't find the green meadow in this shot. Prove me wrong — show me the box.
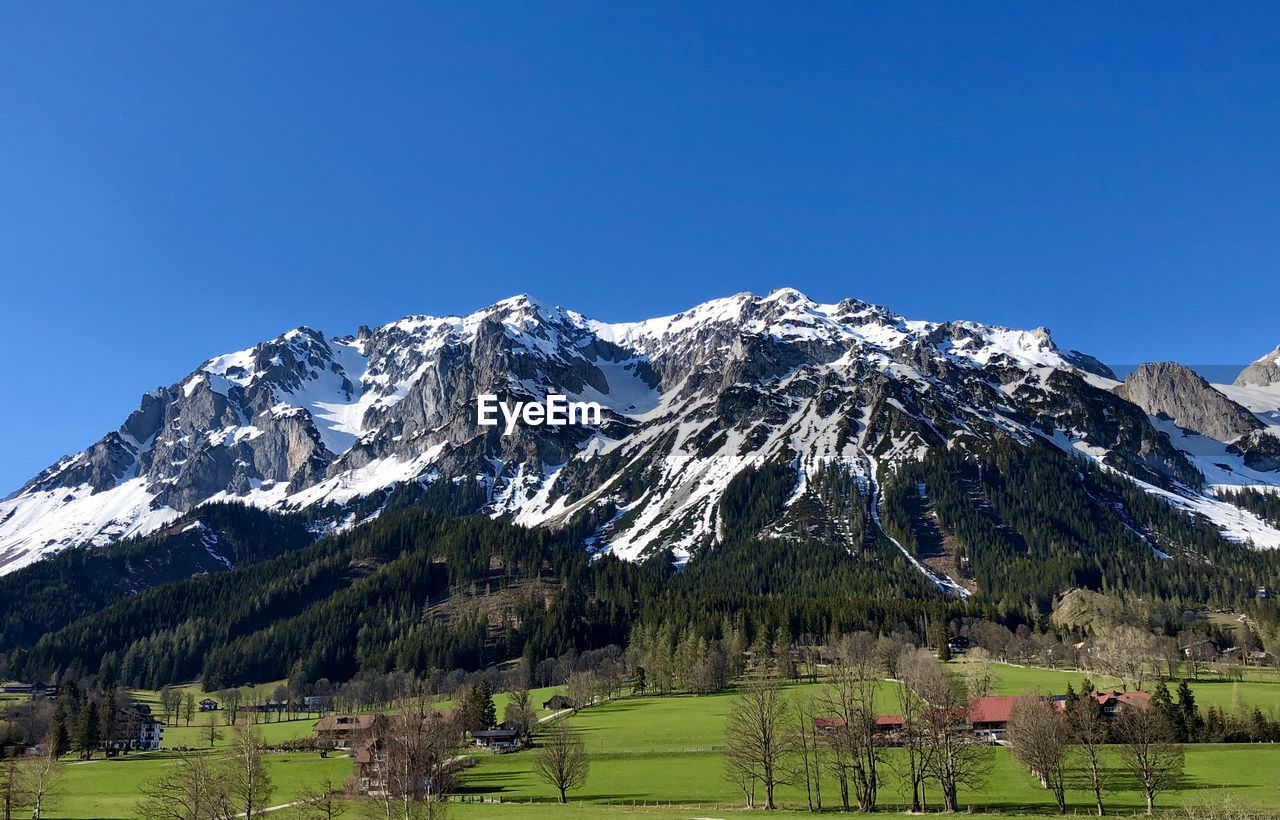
[44,753,350,819]
[457,687,1280,814]
[38,662,1280,818]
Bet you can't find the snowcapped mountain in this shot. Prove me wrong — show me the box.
[4,289,1280,587]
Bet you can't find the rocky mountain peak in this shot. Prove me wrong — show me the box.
[1117,361,1262,442]
[3,291,1279,579]
[1236,345,1280,388]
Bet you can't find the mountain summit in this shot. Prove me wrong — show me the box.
[3,291,1279,587]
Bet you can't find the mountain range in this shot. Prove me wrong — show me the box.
[3,289,1279,601]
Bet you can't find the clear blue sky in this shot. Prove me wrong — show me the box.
[2,3,1279,493]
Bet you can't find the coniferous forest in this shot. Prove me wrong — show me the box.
[2,435,1279,692]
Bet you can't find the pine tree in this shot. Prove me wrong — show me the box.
[772,627,796,680]
[631,666,647,696]
[1175,681,1201,742]
[74,699,100,759]
[45,706,70,758]
[461,680,497,732]
[98,688,117,748]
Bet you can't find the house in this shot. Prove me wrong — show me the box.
[198,698,219,712]
[472,727,523,752]
[812,716,845,732]
[250,699,289,714]
[967,696,1018,739]
[315,714,385,749]
[875,714,905,733]
[303,695,331,712]
[0,683,34,695]
[1052,689,1150,721]
[1089,690,1149,720]
[102,703,164,754]
[542,695,575,711]
[355,739,387,797]
[811,714,904,736]
[355,736,463,797]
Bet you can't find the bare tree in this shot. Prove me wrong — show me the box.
[1006,696,1069,814]
[372,705,463,820]
[959,647,995,699]
[183,693,197,727]
[160,686,176,725]
[137,753,231,820]
[1068,696,1109,816]
[791,695,822,812]
[798,637,822,684]
[819,633,881,811]
[225,726,274,820]
[503,689,536,740]
[205,715,224,749]
[532,721,586,803]
[1,758,32,820]
[1092,627,1161,691]
[723,678,792,810]
[221,689,244,727]
[917,660,990,812]
[1115,707,1184,815]
[566,672,596,712]
[892,646,938,813]
[22,753,62,820]
[295,777,347,820]
[534,721,590,804]
[723,744,761,809]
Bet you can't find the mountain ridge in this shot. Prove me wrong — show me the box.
[3,289,1279,587]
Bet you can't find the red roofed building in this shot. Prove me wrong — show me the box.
[812,715,905,733]
[1090,690,1150,719]
[967,696,1019,739]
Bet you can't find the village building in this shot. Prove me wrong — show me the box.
[314,714,385,749]
[355,739,387,797]
[967,695,1018,740]
[198,698,219,712]
[1087,690,1150,719]
[813,695,1032,743]
[102,702,164,754]
[0,682,35,695]
[472,727,523,752]
[542,695,575,711]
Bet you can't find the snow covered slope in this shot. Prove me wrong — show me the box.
[3,290,1279,588]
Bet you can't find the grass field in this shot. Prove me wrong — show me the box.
[977,661,1280,714]
[37,662,1280,818]
[458,688,1280,815]
[44,752,351,819]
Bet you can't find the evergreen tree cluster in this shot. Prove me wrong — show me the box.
[880,437,1280,614]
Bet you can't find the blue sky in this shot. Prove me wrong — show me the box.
[2,3,1279,493]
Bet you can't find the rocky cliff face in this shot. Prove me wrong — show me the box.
[1117,362,1263,443]
[3,290,1279,579]
[1237,346,1280,388]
